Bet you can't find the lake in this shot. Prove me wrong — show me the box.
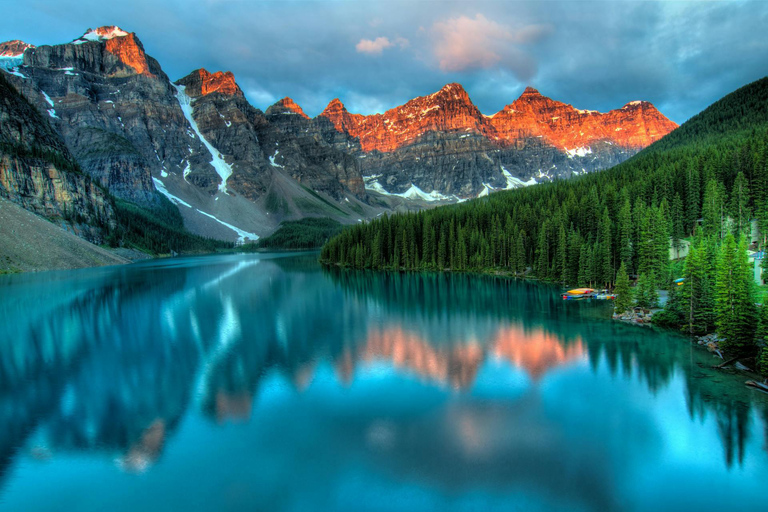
[0,252,766,511]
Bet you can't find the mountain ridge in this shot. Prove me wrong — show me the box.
[0,25,679,249]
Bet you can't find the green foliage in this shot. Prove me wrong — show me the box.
[112,198,232,254]
[321,78,768,286]
[635,273,659,309]
[756,299,768,375]
[614,262,633,314]
[653,285,685,328]
[676,232,717,334]
[246,217,343,250]
[714,234,758,353]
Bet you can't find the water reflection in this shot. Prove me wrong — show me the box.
[0,254,767,510]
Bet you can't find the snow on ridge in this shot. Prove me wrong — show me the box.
[565,147,592,158]
[173,83,233,194]
[269,151,284,168]
[73,27,129,44]
[41,91,54,107]
[153,177,192,208]
[365,180,458,202]
[194,209,258,243]
[0,55,24,71]
[501,165,537,189]
[152,177,258,243]
[40,90,60,118]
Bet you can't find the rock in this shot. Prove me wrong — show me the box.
[0,72,115,243]
[317,83,678,198]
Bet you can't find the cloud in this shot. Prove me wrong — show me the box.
[432,14,551,80]
[3,0,767,122]
[356,36,409,55]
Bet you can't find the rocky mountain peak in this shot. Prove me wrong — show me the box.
[490,87,677,151]
[54,26,154,76]
[621,100,652,110]
[428,82,471,103]
[175,68,244,98]
[521,86,542,96]
[0,40,35,57]
[266,97,309,118]
[73,26,130,44]
[322,98,347,115]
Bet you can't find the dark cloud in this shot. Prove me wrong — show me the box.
[2,0,766,123]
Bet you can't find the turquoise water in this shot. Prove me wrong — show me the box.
[0,253,766,511]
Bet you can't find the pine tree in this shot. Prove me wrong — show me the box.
[635,272,658,309]
[715,234,758,353]
[597,208,613,286]
[671,193,685,258]
[618,197,634,272]
[756,297,768,376]
[729,171,751,237]
[614,262,633,314]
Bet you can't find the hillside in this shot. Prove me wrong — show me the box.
[0,197,128,273]
[321,77,768,286]
[1,26,676,248]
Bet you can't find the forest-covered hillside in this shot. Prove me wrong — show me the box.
[321,77,768,373]
[321,77,768,283]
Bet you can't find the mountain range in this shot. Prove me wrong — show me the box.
[0,26,677,246]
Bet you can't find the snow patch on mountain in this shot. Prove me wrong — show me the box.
[269,151,284,168]
[0,56,23,70]
[366,180,458,202]
[173,83,233,194]
[153,177,258,243]
[73,27,129,44]
[565,147,593,158]
[152,177,192,208]
[501,166,537,188]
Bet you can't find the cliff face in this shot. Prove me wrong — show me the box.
[490,87,677,152]
[0,72,115,243]
[176,68,244,98]
[0,40,34,58]
[8,27,210,206]
[318,84,678,198]
[0,26,679,243]
[263,96,365,199]
[172,70,366,205]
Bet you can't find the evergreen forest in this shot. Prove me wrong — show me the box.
[321,77,768,374]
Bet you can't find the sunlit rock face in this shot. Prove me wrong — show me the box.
[490,87,678,153]
[175,68,244,99]
[0,40,35,58]
[6,26,197,206]
[318,84,677,198]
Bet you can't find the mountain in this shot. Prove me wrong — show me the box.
[0,25,676,251]
[318,84,677,199]
[1,27,376,243]
[0,71,115,243]
[321,77,768,281]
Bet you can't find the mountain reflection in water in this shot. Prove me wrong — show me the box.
[0,253,766,511]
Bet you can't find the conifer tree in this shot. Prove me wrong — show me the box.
[715,234,758,353]
[730,171,751,236]
[618,197,634,271]
[756,297,768,376]
[614,262,633,314]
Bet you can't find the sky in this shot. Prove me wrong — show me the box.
[1,0,767,124]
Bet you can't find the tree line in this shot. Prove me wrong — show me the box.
[321,77,768,374]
